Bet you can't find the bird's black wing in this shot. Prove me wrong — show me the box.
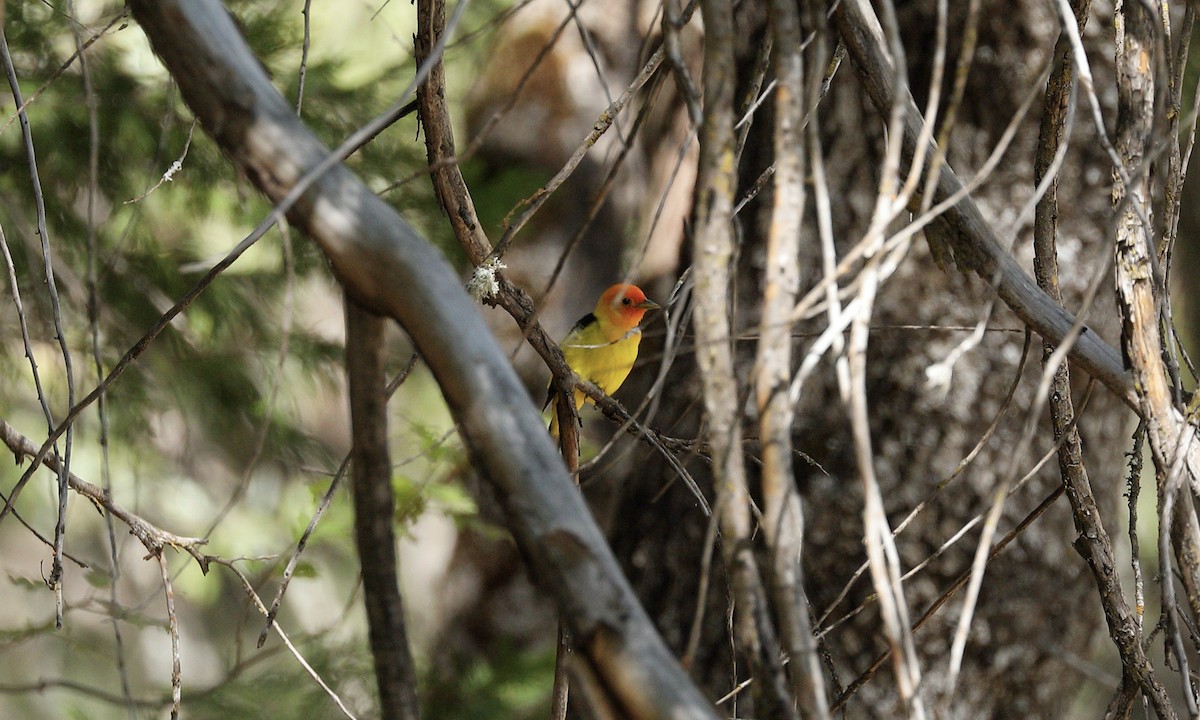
[543,312,598,410]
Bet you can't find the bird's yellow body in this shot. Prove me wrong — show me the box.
[547,284,659,439]
[560,316,643,411]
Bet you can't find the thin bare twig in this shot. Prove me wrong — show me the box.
[65,1,137,711]
[212,557,359,719]
[1,25,78,626]
[156,552,182,720]
[296,0,313,115]
[1030,1,1170,711]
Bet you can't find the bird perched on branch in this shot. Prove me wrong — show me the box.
[546,283,660,439]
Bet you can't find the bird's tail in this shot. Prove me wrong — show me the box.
[548,395,561,440]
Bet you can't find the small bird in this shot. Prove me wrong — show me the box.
[546,283,660,438]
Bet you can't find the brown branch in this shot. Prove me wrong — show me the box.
[1032,1,1172,713]
[0,417,208,567]
[155,551,181,720]
[551,392,581,720]
[346,299,420,720]
[126,2,717,717]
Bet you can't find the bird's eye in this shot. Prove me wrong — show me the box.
[622,297,631,305]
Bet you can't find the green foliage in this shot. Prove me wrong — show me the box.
[184,639,375,719]
[424,641,557,720]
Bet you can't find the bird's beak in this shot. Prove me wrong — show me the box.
[637,299,661,310]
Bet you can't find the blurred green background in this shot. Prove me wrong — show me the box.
[0,1,559,717]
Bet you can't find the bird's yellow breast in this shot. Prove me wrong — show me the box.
[561,324,642,409]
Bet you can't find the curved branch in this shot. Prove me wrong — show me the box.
[124,2,716,718]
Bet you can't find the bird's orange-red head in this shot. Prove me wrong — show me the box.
[595,283,660,331]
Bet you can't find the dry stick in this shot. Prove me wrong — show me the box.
[846,258,926,719]
[130,2,716,716]
[1127,424,1147,639]
[683,494,722,668]
[1172,15,1200,252]
[124,118,196,205]
[917,0,980,225]
[1113,2,1192,717]
[213,559,359,719]
[1031,2,1172,713]
[563,0,620,129]
[663,0,702,126]
[1,26,77,625]
[1157,6,1195,412]
[66,2,137,713]
[295,0,313,115]
[0,418,208,565]
[694,0,794,715]
[550,401,581,720]
[807,44,848,400]
[756,0,830,715]
[156,552,182,720]
[1159,5,1194,262]
[346,301,420,720]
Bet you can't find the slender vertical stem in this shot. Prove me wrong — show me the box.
[756,0,829,715]
[346,299,422,720]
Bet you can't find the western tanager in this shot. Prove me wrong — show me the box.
[546,283,660,438]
